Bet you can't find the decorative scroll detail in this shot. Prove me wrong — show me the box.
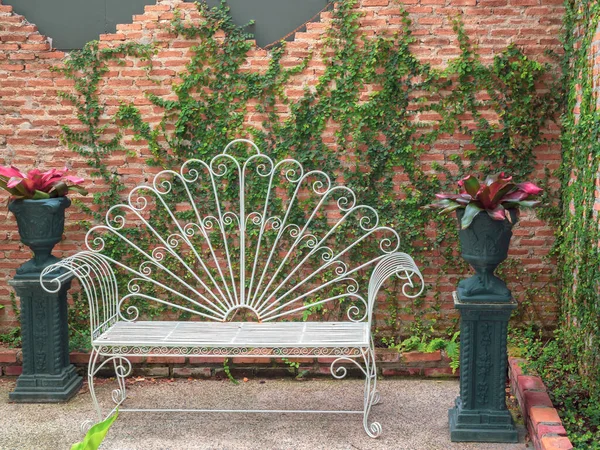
[40,140,425,338]
[476,322,493,408]
[460,320,472,409]
[96,345,364,358]
[497,322,509,410]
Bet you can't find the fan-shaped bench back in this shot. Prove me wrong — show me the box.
[47,140,420,329]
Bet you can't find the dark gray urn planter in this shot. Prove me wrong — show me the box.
[8,197,82,402]
[456,208,518,302]
[449,209,519,442]
[8,197,71,275]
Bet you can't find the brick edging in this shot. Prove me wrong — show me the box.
[0,348,458,378]
[509,357,574,450]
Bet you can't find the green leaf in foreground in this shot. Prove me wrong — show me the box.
[461,203,483,229]
[70,410,118,450]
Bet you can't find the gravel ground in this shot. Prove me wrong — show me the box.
[0,376,529,450]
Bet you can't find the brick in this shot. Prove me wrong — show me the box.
[540,436,573,450]
[0,35,27,42]
[172,367,212,378]
[188,356,226,364]
[145,4,171,12]
[3,365,23,376]
[518,375,547,392]
[69,352,90,364]
[524,390,554,410]
[232,357,271,365]
[382,367,423,376]
[132,367,169,377]
[509,357,525,378]
[273,357,315,364]
[0,64,24,71]
[20,43,50,51]
[530,407,562,430]
[38,52,65,60]
[375,348,400,363]
[363,0,389,5]
[402,350,441,363]
[116,23,142,31]
[537,423,567,437]
[424,367,458,377]
[99,34,125,42]
[0,350,17,363]
[316,357,338,364]
[145,356,186,364]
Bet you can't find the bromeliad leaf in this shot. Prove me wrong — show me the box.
[0,165,88,200]
[425,172,543,229]
[504,200,541,208]
[517,182,543,195]
[440,203,462,214]
[461,175,481,197]
[32,190,51,200]
[461,203,483,229]
[486,204,507,221]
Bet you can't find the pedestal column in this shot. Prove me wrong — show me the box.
[448,291,518,442]
[8,272,82,402]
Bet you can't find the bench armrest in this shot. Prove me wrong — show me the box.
[367,252,424,329]
[40,251,120,340]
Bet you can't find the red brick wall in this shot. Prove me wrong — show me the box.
[0,0,564,332]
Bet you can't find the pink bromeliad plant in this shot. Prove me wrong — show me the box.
[426,173,543,229]
[0,165,87,200]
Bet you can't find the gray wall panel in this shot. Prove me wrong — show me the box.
[4,0,329,50]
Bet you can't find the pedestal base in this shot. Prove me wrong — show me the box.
[449,399,518,443]
[9,272,82,403]
[449,291,518,442]
[9,365,82,402]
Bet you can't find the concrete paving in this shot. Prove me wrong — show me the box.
[0,376,529,450]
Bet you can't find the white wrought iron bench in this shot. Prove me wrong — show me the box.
[40,139,424,438]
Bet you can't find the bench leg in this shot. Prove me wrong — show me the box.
[330,346,381,438]
[81,349,130,434]
[81,347,103,433]
[362,345,382,438]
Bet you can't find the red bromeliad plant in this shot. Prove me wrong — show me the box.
[0,166,87,200]
[427,173,543,229]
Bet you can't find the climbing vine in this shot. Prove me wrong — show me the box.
[510,0,600,447]
[56,1,559,349]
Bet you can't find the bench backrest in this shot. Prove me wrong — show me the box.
[43,140,422,333]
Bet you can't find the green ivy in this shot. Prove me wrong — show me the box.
[513,0,600,447]
[57,1,559,348]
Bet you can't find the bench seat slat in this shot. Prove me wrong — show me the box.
[94,321,369,348]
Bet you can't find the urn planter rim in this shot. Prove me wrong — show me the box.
[9,196,72,205]
[455,207,519,229]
